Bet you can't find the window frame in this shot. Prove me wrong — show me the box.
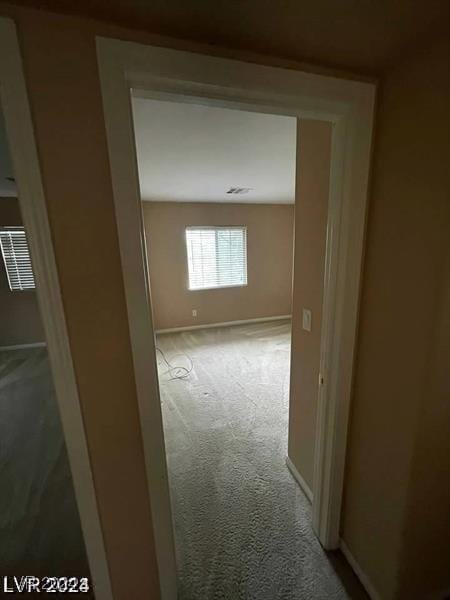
[185,225,248,292]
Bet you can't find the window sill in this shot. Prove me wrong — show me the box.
[188,283,248,292]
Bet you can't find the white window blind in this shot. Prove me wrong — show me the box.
[186,227,247,291]
[0,227,36,291]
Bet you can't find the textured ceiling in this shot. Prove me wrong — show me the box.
[11,0,450,74]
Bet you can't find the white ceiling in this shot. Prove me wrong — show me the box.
[132,97,296,204]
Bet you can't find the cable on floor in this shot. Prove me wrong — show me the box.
[156,346,194,381]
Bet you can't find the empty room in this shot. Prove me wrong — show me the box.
[129,96,364,597]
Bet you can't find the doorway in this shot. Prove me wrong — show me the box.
[0,105,91,588]
[133,97,299,596]
[97,37,375,599]
[0,17,111,599]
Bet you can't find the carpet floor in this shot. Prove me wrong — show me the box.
[0,348,91,588]
[156,320,366,600]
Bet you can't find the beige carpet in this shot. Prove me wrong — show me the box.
[156,320,364,600]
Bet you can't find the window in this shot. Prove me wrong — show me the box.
[0,227,36,291]
[185,227,247,291]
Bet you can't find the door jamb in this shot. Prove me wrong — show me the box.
[0,18,113,600]
[96,36,376,600]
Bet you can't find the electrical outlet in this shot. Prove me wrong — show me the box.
[192,309,197,317]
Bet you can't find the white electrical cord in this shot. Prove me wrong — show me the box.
[156,346,193,381]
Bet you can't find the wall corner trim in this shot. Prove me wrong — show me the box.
[340,539,381,600]
[286,455,313,503]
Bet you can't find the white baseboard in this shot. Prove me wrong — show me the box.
[286,456,313,503]
[340,539,381,600]
[0,341,46,351]
[285,458,381,600]
[156,314,291,335]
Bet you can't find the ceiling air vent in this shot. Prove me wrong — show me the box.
[226,187,252,195]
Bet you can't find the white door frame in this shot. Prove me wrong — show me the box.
[0,18,113,600]
[96,36,375,600]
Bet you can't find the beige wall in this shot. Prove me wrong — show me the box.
[0,197,45,346]
[288,120,332,489]
[342,36,450,599]
[397,242,450,599]
[144,202,294,330]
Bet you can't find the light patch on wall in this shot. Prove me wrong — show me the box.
[0,108,17,197]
